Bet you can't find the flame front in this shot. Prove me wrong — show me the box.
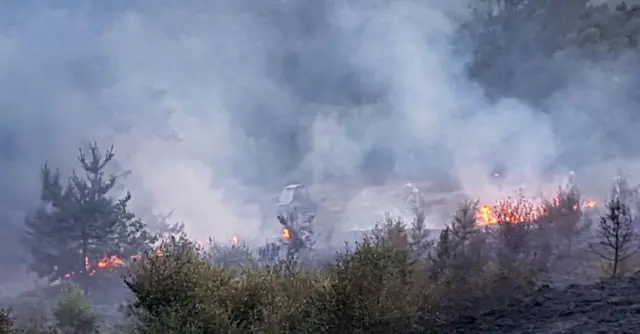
[476,197,597,225]
[478,204,498,224]
[63,255,129,280]
[281,228,291,239]
[97,255,125,268]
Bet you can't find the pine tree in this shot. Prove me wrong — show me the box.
[429,227,451,280]
[541,184,591,256]
[408,209,434,266]
[23,143,155,293]
[590,197,638,278]
[54,283,101,333]
[449,201,479,250]
[448,201,487,272]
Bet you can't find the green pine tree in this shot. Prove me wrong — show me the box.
[23,142,156,294]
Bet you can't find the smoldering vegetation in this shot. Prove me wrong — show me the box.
[5,170,640,333]
[2,0,640,333]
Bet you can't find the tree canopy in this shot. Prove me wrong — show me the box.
[23,143,156,292]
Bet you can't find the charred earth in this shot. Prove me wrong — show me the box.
[444,271,640,333]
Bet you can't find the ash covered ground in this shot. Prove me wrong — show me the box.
[443,272,640,334]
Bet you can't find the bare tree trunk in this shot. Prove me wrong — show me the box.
[612,223,620,277]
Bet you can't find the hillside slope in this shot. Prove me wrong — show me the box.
[444,272,640,333]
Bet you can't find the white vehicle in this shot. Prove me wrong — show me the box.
[276,184,318,218]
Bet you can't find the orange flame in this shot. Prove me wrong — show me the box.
[478,204,498,224]
[97,255,125,268]
[62,243,179,280]
[63,254,132,280]
[477,197,597,225]
[281,228,291,239]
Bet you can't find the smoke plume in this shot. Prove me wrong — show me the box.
[0,0,639,247]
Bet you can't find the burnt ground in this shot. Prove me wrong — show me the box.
[443,271,640,334]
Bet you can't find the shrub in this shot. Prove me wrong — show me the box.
[122,204,550,333]
[53,283,100,334]
[307,238,426,333]
[205,240,256,268]
[539,185,592,256]
[6,199,584,333]
[7,199,565,333]
[123,234,236,333]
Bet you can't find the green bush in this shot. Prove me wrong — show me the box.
[307,238,425,333]
[4,194,602,333]
[122,203,547,333]
[53,283,100,334]
[7,193,602,333]
[123,235,232,333]
[0,284,100,334]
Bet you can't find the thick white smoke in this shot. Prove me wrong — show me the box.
[0,1,638,244]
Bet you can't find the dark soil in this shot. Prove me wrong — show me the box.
[443,271,640,333]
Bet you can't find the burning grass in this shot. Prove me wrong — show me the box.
[476,191,597,225]
[59,237,243,282]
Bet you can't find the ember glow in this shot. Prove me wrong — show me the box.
[281,228,291,239]
[478,204,499,224]
[97,255,125,268]
[477,197,597,225]
[476,201,536,224]
[63,255,129,279]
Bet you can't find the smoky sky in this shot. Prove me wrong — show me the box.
[0,0,639,245]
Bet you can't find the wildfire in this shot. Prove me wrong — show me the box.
[281,228,291,239]
[61,239,205,280]
[477,197,597,225]
[232,236,240,245]
[63,255,129,280]
[478,204,499,225]
[97,255,125,268]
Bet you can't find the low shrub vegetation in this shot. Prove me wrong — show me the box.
[4,179,640,333]
[119,201,563,334]
[113,182,640,333]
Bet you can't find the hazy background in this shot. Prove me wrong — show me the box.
[0,0,639,260]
